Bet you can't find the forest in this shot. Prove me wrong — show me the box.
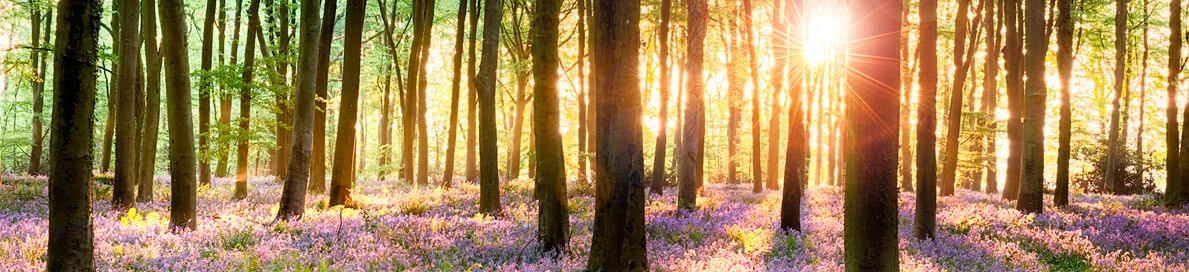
[0,0,1188,269]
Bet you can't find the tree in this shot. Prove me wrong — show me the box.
[1054,0,1073,207]
[586,0,648,269]
[914,0,938,240]
[235,0,262,200]
[160,0,199,230]
[679,0,708,211]
[465,0,480,182]
[276,0,322,220]
[330,0,364,207]
[1002,0,1023,200]
[939,0,980,196]
[113,0,141,210]
[138,0,162,203]
[766,0,785,191]
[478,0,503,215]
[898,0,913,192]
[199,0,219,188]
[780,0,806,232]
[726,2,743,186]
[845,0,901,268]
[404,0,433,185]
[27,3,49,176]
[504,0,533,180]
[744,0,762,194]
[981,0,1000,194]
[649,0,673,195]
[1169,0,1187,207]
[311,0,337,194]
[531,0,569,253]
[1017,0,1047,213]
[1105,0,1127,194]
[443,0,468,186]
[216,0,244,178]
[46,0,101,267]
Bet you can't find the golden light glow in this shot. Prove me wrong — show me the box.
[801,4,849,66]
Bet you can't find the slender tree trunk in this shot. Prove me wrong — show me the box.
[1105,0,1128,194]
[102,10,117,175]
[235,0,262,200]
[586,0,648,268]
[1017,0,1048,213]
[743,0,762,192]
[160,0,199,229]
[914,0,938,240]
[649,0,673,195]
[379,68,391,180]
[726,5,742,186]
[779,0,806,231]
[310,0,336,193]
[766,0,785,191]
[679,0,708,211]
[1136,0,1148,188]
[532,0,569,253]
[982,0,1000,194]
[846,0,901,268]
[898,0,913,192]
[508,73,529,179]
[1168,0,1186,206]
[1002,0,1023,200]
[198,0,218,188]
[465,0,481,182]
[138,0,162,203]
[217,0,245,178]
[47,0,101,267]
[940,0,974,196]
[28,5,45,175]
[416,23,432,186]
[329,0,364,207]
[113,0,141,210]
[1054,0,1073,207]
[276,0,322,219]
[478,0,503,215]
[442,0,468,187]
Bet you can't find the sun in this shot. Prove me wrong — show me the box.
[801,3,849,66]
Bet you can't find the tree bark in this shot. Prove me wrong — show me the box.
[160,0,199,230]
[766,0,785,191]
[465,0,481,182]
[442,0,468,187]
[940,0,976,196]
[845,0,901,268]
[531,0,569,253]
[779,0,806,232]
[1105,0,1128,194]
[138,0,162,203]
[586,0,648,269]
[982,0,1000,194]
[235,0,262,200]
[1017,0,1048,213]
[1002,0,1023,200]
[329,0,363,208]
[478,0,503,215]
[198,0,218,188]
[113,0,141,211]
[28,5,47,175]
[1054,0,1073,207]
[898,0,913,192]
[1168,0,1187,207]
[726,4,743,186]
[914,0,939,240]
[678,0,708,211]
[217,0,244,178]
[649,0,673,195]
[276,0,323,220]
[46,0,101,268]
[310,0,336,193]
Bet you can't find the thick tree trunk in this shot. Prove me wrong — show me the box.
[649,0,673,195]
[586,0,647,269]
[478,0,503,215]
[276,0,322,219]
[531,0,569,253]
[1105,0,1128,194]
[779,0,806,232]
[1168,0,1186,206]
[1002,0,1023,200]
[845,0,901,268]
[46,0,101,268]
[235,0,262,200]
[310,0,336,193]
[678,0,707,211]
[1054,0,1073,207]
[442,0,468,187]
[914,0,939,240]
[138,0,162,203]
[1017,0,1048,213]
[113,0,141,210]
[160,0,199,230]
[329,0,364,207]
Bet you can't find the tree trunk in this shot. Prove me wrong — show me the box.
[649,0,673,195]
[217,0,245,178]
[940,0,975,196]
[766,0,785,191]
[779,0,806,232]
[531,0,569,253]
[1002,0,1023,200]
[198,0,218,188]
[726,5,742,186]
[235,0,262,200]
[1136,0,1148,191]
[442,0,468,187]
[310,0,336,193]
[478,0,503,215]
[898,0,913,192]
[28,5,46,175]
[982,0,1000,194]
[678,0,708,211]
[138,0,162,203]
[327,0,365,208]
[508,74,529,179]
[1017,0,1048,213]
[416,28,432,186]
[465,0,481,182]
[743,0,761,192]
[113,0,141,210]
[47,0,101,268]
[914,0,939,240]
[1168,0,1186,207]
[846,0,901,268]
[160,0,199,229]
[1105,0,1127,194]
[276,0,322,219]
[1054,0,1073,207]
[586,0,648,269]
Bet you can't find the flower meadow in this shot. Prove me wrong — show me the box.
[1,174,1188,271]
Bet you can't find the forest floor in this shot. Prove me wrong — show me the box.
[1,174,1187,271]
